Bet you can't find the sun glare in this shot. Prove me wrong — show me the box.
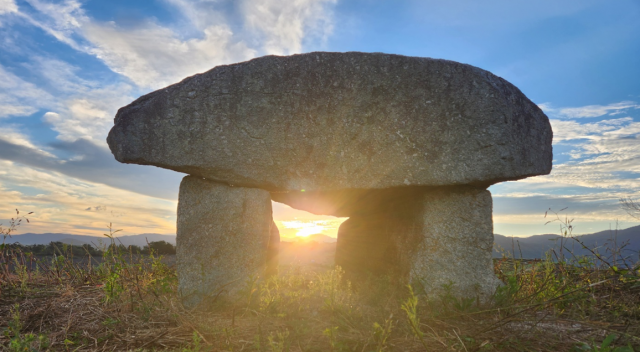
[278,219,347,238]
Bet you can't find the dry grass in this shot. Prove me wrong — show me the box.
[1,211,639,351]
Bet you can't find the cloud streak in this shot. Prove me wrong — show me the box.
[0,64,53,118]
[541,101,640,119]
[0,135,183,199]
[16,0,337,89]
[0,160,177,236]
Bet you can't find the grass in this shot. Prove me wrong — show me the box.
[1,209,639,351]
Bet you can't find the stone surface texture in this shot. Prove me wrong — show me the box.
[108,51,552,192]
[176,176,276,308]
[335,186,500,297]
[402,187,500,297]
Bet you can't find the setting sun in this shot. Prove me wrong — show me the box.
[273,202,348,240]
[275,218,348,239]
[282,220,335,237]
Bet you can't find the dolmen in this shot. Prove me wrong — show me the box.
[107,52,552,307]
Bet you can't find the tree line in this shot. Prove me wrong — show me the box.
[1,240,177,256]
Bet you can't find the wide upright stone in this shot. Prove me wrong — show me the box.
[335,186,500,298]
[403,187,500,298]
[108,51,552,192]
[177,176,276,308]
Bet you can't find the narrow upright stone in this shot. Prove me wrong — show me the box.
[177,176,276,308]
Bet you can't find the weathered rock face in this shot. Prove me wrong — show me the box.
[108,51,552,192]
[401,187,500,297]
[335,186,500,297]
[176,176,277,308]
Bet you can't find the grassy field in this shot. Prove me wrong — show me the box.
[1,212,639,351]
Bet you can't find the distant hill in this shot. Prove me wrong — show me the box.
[5,224,638,262]
[3,233,176,247]
[494,225,640,260]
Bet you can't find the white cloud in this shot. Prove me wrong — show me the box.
[524,116,640,192]
[0,64,53,118]
[550,117,632,142]
[43,85,133,142]
[541,101,640,119]
[0,160,177,236]
[28,57,134,142]
[0,0,17,15]
[241,0,336,55]
[1,57,126,143]
[0,126,55,158]
[161,0,229,33]
[19,0,337,89]
[490,102,640,231]
[18,0,86,50]
[0,57,134,142]
[83,21,255,88]
[24,0,84,31]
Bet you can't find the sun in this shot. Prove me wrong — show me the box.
[280,220,333,237]
[295,223,326,237]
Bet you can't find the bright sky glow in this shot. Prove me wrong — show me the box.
[0,0,639,237]
[278,218,347,239]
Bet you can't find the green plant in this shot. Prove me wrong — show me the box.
[372,315,394,352]
[401,285,429,350]
[3,304,50,352]
[574,334,636,352]
[267,329,289,352]
[181,332,205,352]
[323,326,339,352]
[439,281,477,313]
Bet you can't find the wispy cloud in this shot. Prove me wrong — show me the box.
[1,56,133,142]
[491,100,640,231]
[83,21,255,89]
[0,0,18,15]
[242,0,336,55]
[0,160,177,236]
[540,101,640,119]
[0,136,184,199]
[0,64,53,118]
[550,117,632,142]
[524,114,640,192]
[15,0,337,89]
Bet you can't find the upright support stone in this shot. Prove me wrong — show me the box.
[177,176,277,308]
[335,186,500,299]
[335,216,395,276]
[400,187,501,299]
[266,222,280,276]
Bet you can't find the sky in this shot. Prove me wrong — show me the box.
[0,0,639,240]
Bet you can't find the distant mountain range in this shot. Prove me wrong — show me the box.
[494,225,640,260]
[3,233,176,247]
[4,225,639,261]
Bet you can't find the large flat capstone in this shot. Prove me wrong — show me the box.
[107,52,552,192]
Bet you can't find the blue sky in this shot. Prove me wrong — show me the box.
[0,0,639,238]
